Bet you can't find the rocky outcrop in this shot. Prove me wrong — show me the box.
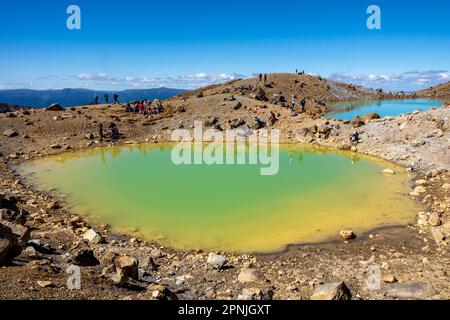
[0,223,22,265]
[310,282,352,300]
[46,103,64,111]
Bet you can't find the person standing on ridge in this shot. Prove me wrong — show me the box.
[94,95,98,105]
[113,93,119,104]
[258,74,262,81]
[291,94,296,111]
[264,74,267,83]
[104,93,109,104]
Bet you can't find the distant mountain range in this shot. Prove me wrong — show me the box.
[0,88,186,108]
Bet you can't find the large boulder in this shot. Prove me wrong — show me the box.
[115,255,139,280]
[0,220,30,243]
[352,115,365,127]
[46,103,64,111]
[362,112,381,121]
[271,94,286,104]
[0,223,22,265]
[72,249,100,266]
[254,88,267,101]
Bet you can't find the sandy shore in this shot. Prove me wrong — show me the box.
[0,81,449,300]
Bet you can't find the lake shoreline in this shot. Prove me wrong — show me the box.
[0,97,449,300]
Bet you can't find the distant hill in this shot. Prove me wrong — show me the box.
[0,87,186,108]
[416,81,450,98]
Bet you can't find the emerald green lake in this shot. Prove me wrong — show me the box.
[18,144,419,253]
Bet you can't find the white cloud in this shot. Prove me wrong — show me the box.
[73,72,246,89]
[330,70,449,91]
[77,73,109,81]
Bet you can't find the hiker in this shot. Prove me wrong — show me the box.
[269,111,278,126]
[109,122,119,140]
[94,95,99,105]
[263,74,267,83]
[300,98,306,113]
[104,93,109,104]
[254,116,265,129]
[259,74,262,81]
[113,93,119,104]
[295,69,298,74]
[99,124,103,141]
[291,94,296,111]
[156,100,163,113]
[125,102,131,112]
[350,131,360,143]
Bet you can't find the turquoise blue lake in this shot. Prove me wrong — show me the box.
[328,98,444,120]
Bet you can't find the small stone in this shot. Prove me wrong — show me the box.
[238,268,264,283]
[148,284,178,300]
[382,274,397,283]
[46,201,60,210]
[82,228,103,245]
[238,287,273,300]
[310,282,352,300]
[150,248,163,259]
[410,185,426,196]
[207,252,227,269]
[233,102,242,110]
[37,280,54,288]
[339,230,356,240]
[442,183,450,191]
[50,144,62,149]
[428,212,442,227]
[382,169,395,175]
[3,129,19,138]
[414,179,427,186]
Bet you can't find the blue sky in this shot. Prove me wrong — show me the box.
[0,0,449,91]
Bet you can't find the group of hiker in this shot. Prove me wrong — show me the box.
[124,99,163,115]
[94,93,119,105]
[258,73,268,83]
[290,94,306,115]
[253,111,278,129]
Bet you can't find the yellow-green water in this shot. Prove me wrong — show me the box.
[18,144,420,253]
